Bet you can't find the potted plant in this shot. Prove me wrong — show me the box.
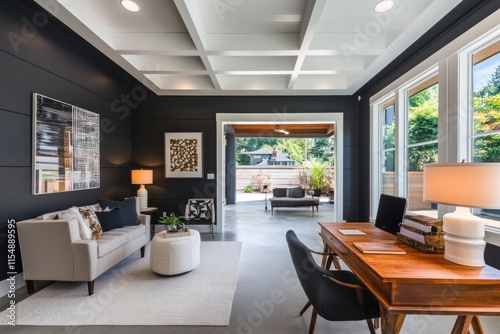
[251,170,271,192]
[157,213,186,233]
[299,159,333,197]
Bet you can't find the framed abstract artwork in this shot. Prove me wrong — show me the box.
[164,132,203,178]
[32,93,100,194]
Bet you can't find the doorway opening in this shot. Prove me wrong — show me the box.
[216,113,344,232]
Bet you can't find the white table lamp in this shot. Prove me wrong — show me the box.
[423,163,500,267]
[132,169,153,210]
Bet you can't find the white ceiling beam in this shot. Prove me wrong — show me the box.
[100,33,196,52]
[209,56,296,72]
[310,33,398,51]
[288,0,328,90]
[174,0,221,90]
[206,50,301,57]
[206,34,300,51]
[122,55,206,72]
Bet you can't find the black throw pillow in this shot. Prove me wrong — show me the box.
[98,197,139,226]
[95,208,123,232]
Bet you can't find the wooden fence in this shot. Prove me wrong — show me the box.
[383,172,431,210]
[236,166,305,191]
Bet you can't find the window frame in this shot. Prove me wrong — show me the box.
[370,13,500,236]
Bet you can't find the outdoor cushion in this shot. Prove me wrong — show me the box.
[287,187,305,198]
[272,188,287,197]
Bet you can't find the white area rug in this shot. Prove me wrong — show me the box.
[1,242,241,326]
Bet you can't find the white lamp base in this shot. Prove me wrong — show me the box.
[137,184,148,211]
[442,207,485,267]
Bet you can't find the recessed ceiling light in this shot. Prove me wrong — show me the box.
[374,0,394,13]
[121,0,140,12]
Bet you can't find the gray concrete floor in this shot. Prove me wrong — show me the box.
[2,192,500,333]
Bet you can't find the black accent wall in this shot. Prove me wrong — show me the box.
[0,0,140,281]
[131,96,360,219]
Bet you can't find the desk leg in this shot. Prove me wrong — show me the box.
[320,242,329,269]
[451,315,483,334]
[380,305,405,334]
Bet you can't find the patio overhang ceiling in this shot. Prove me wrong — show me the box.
[229,123,334,137]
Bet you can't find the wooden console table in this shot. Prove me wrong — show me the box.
[319,222,500,334]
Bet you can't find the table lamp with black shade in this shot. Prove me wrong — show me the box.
[423,163,500,267]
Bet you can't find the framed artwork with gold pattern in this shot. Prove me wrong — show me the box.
[164,132,203,178]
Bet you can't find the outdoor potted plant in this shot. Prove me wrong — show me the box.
[157,212,186,233]
[300,159,325,196]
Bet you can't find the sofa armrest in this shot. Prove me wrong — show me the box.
[17,218,82,281]
[73,240,98,281]
[138,213,150,240]
[137,213,149,226]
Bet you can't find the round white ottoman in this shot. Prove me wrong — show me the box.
[150,229,201,275]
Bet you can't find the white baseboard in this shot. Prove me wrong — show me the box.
[0,273,25,298]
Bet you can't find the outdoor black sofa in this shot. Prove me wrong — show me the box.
[269,187,320,216]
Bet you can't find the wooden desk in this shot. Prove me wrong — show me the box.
[320,222,500,334]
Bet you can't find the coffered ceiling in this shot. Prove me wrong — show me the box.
[35,0,461,96]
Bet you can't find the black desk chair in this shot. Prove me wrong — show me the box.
[374,194,407,235]
[286,230,380,334]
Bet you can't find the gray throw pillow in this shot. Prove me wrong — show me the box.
[273,188,287,198]
[287,187,305,198]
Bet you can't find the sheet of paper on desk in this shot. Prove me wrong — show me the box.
[337,229,366,235]
[353,242,406,254]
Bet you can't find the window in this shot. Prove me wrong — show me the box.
[469,39,500,227]
[372,73,439,218]
[471,42,500,163]
[370,16,500,228]
[406,78,438,214]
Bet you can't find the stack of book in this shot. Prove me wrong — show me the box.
[397,214,445,253]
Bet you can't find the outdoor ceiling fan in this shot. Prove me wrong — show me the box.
[274,125,289,135]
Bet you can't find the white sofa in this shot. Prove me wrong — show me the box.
[17,200,150,295]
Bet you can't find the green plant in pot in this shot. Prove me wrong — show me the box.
[301,159,327,196]
[157,213,186,233]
